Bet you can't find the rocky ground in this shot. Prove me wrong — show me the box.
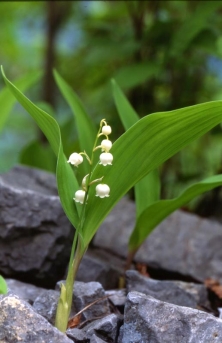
[1,165,222,343]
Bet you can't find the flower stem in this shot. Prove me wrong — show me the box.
[55,121,104,332]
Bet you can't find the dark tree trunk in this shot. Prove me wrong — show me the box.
[42,1,72,107]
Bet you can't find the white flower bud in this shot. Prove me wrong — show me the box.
[67,153,83,167]
[101,139,112,152]
[82,174,89,189]
[95,184,110,198]
[102,125,112,135]
[74,190,86,204]
[99,152,113,166]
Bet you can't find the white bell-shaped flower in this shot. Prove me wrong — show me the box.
[99,152,113,166]
[101,139,112,152]
[102,125,112,135]
[74,190,86,204]
[67,153,83,167]
[96,184,110,198]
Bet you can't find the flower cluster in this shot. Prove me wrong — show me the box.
[67,119,113,204]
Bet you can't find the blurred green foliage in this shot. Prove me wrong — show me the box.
[1,0,222,207]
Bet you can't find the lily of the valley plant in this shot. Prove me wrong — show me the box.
[55,119,113,331]
[3,67,222,333]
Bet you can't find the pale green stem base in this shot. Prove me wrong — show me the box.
[55,241,84,333]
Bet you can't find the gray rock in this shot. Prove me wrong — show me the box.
[94,197,222,283]
[94,197,134,259]
[83,314,119,342]
[173,280,211,310]
[105,289,126,307]
[117,326,124,343]
[0,293,73,343]
[66,328,89,342]
[0,165,72,287]
[76,248,125,289]
[56,281,111,321]
[33,289,60,325]
[6,278,46,304]
[126,270,210,310]
[120,291,222,343]
[90,334,107,343]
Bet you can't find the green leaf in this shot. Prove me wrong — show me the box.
[111,79,139,126]
[129,174,222,251]
[171,1,222,55]
[0,275,7,294]
[82,100,222,245]
[53,69,97,174]
[1,66,80,228]
[0,70,41,132]
[112,79,160,218]
[134,169,160,218]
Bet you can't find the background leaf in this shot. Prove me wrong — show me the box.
[20,140,56,172]
[113,62,160,91]
[171,1,222,55]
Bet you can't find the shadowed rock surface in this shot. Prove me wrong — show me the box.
[0,165,72,287]
[33,289,60,325]
[76,248,125,289]
[83,313,120,342]
[6,278,46,304]
[126,270,210,310]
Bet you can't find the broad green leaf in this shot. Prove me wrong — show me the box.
[112,79,160,218]
[1,66,80,228]
[82,101,222,245]
[171,1,222,56]
[0,71,41,132]
[0,275,7,294]
[53,70,97,174]
[129,174,222,251]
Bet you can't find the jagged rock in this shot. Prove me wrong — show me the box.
[94,197,222,283]
[6,278,46,304]
[66,328,89,342]
[119,291,222,343]
[126,270,210,310]
[33,289,60,325]
[0,293,72,343]
[90,334,107,343]
[94,197,134,259]
[56,281,111,321]
[0,165,73,288]
[105,289,126,308]
[173,280,211,310]
[76,248,125,289]
[83,314,120,342]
